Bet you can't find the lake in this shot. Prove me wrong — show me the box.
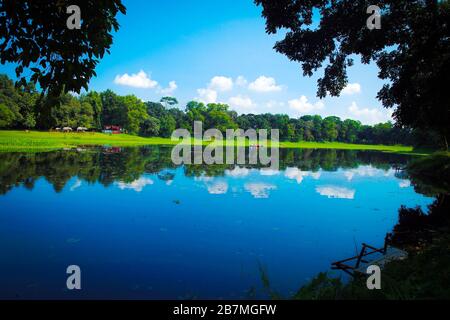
[0,146,434,299]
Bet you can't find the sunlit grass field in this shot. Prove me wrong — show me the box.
[0,130,422,154]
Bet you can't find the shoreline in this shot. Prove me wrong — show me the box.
[0,130,428,154]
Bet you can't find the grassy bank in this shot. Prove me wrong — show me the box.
[0,130,421,153]
[279,141,417,153]
[292,232,450,300]
[0,130,176,152]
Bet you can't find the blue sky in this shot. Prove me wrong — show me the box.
[0,0,393,125]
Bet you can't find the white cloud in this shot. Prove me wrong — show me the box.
[285,167,321,184]
[207,181,228,194]
[399,180,411,188]
[348,102,392,125]
[196,88,218,104]
[159,81,178,95]
[236,76,248,87]
[70,179,82,191]
[115,177,154,192]
[194,176,228,194]
[249,76,282,92]
[344,166,395,181]
[226,167,250,178]
[209,76,233,92]
[228,95,254,110]
[342,83,361,95]
[195,76,233,104]
[194,176,214,182]
[265,100,285,109]
[316,185,355,199]
[344,166,378,181]
[260,169,280,176]
[289,95,325,114]
[310,172,322,180]
[344,171,355,181]
[114,70,158,89]
[244,183,277,199]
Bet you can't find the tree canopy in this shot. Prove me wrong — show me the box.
[0,0,126,95]
[255,0,450,148]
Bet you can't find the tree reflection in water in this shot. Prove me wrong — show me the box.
[0,146,412,195]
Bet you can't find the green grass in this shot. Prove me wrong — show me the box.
[0,130,423,154]
[279,141,417,153]
[0,130,177,152]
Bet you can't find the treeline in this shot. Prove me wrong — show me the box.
[0,74,440,146]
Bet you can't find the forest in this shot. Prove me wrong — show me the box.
[0,74,439,147]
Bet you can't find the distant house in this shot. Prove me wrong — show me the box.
[103,125,122,134]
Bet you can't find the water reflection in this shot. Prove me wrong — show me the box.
[244,183,277,199]
[316,186,355,200]
[115,177,155,192]
[0,146,436,299]
[0,146,416,197]
[284,167,321,184]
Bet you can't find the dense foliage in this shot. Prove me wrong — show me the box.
[0,74,436,146]
[0,0,126,95]
[255,0,450,149]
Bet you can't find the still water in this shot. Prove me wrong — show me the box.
[0,146,433,299]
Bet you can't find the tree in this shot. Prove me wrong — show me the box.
[169,108,190,131]
[205,103,238,133]
[311,115,323,141]
[0,1,126,95]
[160,96,178,108]
[22,113,36,129]
[255,0,450,149]
[48,93,95,128]
[146,102,167,119]
[80,91,103,129]
[341,119,361,143]
[0,103,15,128]
[322,116,340,142]
[299,116,315,141]
[141,117,161,137]
[159,114,176,138]
[271,114,291,140]
[78,101,95,128]
[101,90,127,127]
[122,95,148,135]
[372,122,394,144]
[0,74,22,126]
[186,101,207,131]
[286,122,296,141]
[146,100,179,137]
